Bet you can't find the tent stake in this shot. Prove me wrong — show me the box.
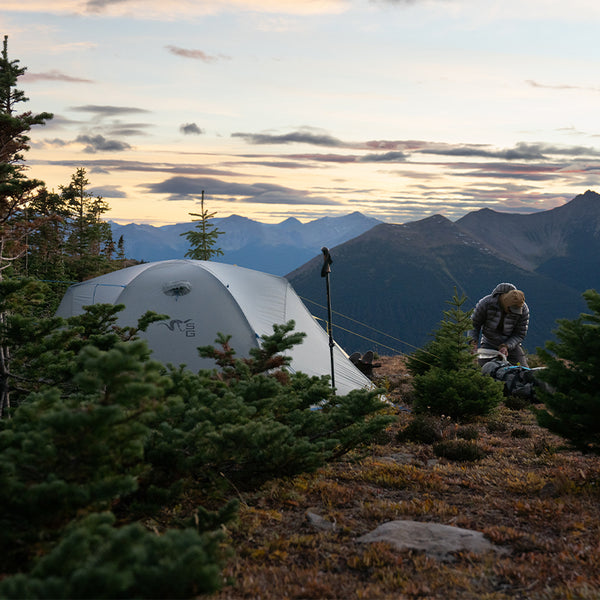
[321,247,335,390]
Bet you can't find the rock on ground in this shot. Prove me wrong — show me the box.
[357,520,509,561]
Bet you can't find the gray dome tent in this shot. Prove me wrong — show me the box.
[55,259,371,395]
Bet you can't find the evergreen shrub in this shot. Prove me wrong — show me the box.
[1,306,394,593]
[433,439,488,462]
[397,414,443,444]
[0,512,227,599]
[535,289,600,454]
[142,321,395,501]
[412,367,503,420]
[407,290,504,421]
[407,290,503,420]
[456,424,480,440]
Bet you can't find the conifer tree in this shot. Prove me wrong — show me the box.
[407,289,504,420]
[0,35,52,275]
[180,190,224,260]
[60,167,114,278]
[536,289,600,454]
[18,186,68,282]
[0,35,52,414]
[0,512,228,599]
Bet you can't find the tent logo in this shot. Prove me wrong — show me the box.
[158,319,196,337]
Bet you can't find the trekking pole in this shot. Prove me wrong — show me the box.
[321,246,335,390]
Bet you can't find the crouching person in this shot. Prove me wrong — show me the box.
[470,283,529,367]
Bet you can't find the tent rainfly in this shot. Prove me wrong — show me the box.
[55,259,372,395]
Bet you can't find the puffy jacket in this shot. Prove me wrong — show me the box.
[470,283,529,350]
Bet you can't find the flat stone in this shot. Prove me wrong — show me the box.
[357,520,509,561]
[305,510,336,532]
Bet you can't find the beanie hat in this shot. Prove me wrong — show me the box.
[501,289,525,314]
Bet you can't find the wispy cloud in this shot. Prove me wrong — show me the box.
[526,79,600,93]
[89,184,127,198]
[141,175,340,205]
[233,129,348,147]
[359,151,408,162]
[70,105,151,116]
[22,70,94,83]
[166,45,230,62]
[33,158,240,176]
[85,0,132,11]
[235,130,600,163]
[106,123,153,137]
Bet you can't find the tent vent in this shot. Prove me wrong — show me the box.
[162,280,192,297]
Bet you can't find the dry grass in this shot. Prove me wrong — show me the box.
[212,356,600,600]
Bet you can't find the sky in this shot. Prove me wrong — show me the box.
[3,0,600,226]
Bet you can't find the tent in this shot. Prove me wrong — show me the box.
[55,259,372,395]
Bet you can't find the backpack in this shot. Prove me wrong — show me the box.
[481,357,542,401]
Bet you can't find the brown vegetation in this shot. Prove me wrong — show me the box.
[213,356,600,600]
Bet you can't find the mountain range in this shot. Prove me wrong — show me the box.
[110,212,381,276]
[286,190,600,357]
[110,190,600,358]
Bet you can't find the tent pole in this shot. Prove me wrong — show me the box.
[321,247,335,390]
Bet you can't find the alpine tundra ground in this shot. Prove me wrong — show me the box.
[211,355,600,600]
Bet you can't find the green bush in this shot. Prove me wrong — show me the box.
[433,439,488,462]
[141,322,395,502]
[456,424,480,440]
[397,414,443,444]
[535,289,600,454]
[1,307,394,591]
[408,290,504,421]
[486,419,508,434]
[412,367,503,420]
[0,512,227,599]
[0,340,167,568]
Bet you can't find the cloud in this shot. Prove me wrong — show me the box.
[34,158,241,178]
[77,0,349,17]
[419,143,546,160]
[371,0,418,4]
[32,115,85,131]
[41,138,68,147]
[142,175,340,205]
[88,184,127,198]
[450,162,561,181]
[75,134,132,153]
[233,130,347,147]
[107,124,152,136]
[359,151,408,162]
[287,153,359,163]
[166,45,229,62]
[526,79,600,93]
[180,123,204,135]
[22,70,94,83]
[2,0,349,17]
[70,105,151,116]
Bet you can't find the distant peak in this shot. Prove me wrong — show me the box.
[220,214,253,223]
[577,189,600,201]
[280,216,302,225]
[414,213,453,225]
